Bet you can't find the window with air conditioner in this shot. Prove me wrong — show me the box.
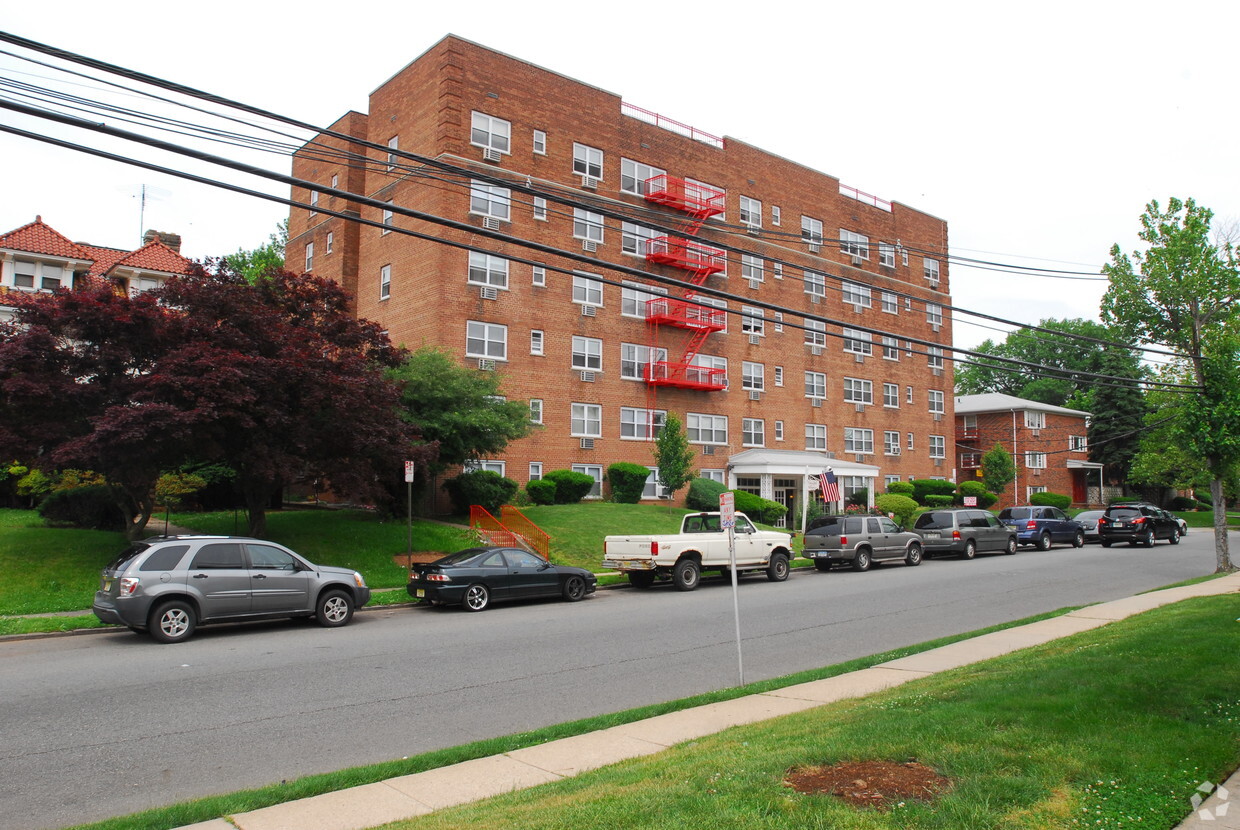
[842,328,873,356]
[885,431,901,455]
[801,215,823,245]
[804,320,827,348]
[571,403,602,438]
[465,320,507,360]
[621,222,658,257]
[467,251,509,289]
[740,195,762,228]
[572,143,603,179]
[842,281,871,307]
[571,336,602,371]
[928,346,945,369]
[742,362,764,392]
[844,428,874,454]
[1025,451,1047,469]
[805,423,827,450]
[530,330,544,356]
[930,435,947,459]
[926,303,944,327]
[687,413,728,445]
[572,272,603,306]
[843,377,873,405]
[573,209,604,243]
[469,181,511,220]
[924,258,941,284]
[470,112,511,154]
[805,371,826,399]
[841,229,869,259]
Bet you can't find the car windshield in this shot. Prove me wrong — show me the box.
[1108,507,1142,520]
[914,512,956,530]
[436,548,490,566]
[806,517,844,535]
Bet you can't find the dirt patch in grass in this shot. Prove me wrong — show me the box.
[785,760,952,809]
[393,552,447,568]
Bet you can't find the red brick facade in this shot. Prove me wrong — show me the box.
[287,36,956,508]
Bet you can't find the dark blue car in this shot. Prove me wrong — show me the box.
[997,506,1085,550]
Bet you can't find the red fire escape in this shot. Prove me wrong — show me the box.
[639,175,728,435]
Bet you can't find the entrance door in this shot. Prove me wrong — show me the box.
[772,478,798,529]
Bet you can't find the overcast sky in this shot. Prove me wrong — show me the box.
[3,1,1237,351]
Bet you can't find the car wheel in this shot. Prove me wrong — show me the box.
[1100,539,1113,548]
[1072,531,1085,548]
[149,600,196,644]
[766,552,790,582]
[315,589,354,627]
[852,549,872,572]
[1168,529,1180,545]
[563,575,587,602]
[672,558,701,592]
[961,540,977,560]
[1037,532,1052,551]
[905,543,923,567]
[628,571,655,589]
[1005,536,1018,555]
[463,583,490,611]
[813,560,832,572]
[1142,529,1155,548]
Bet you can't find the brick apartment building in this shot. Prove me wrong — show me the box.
[955,393,1101,507]
[287,35,956,516]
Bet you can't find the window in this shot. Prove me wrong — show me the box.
[330,174,338,189]
[801,215,823,245]
[842,328,872,356]
[844,428,874,454]
[805,371,826,398]
[466,321,506,360]
[844,377,873,405]
[771,205,781,225]
[842,281,871,307]
[773,366,783,387]
[529,462,543,480]
[532,264,546,287]
[308,190,318,216]
[1070,435,1088,452]
[467,252,508,288]
[386,135,399,170]
[885,474,902,487]
[804,270,826,298]
[928,346,944,370]
[621,223,658,256]
[884,431,901,455]
[533,196,548,220]
[700,469,726,484]
[841,229,869,259]
[842,477,868,503]
[930,435,947,459]
[573,143,603,179]
[773,312,784,332]
[571,336,602,371]
[326,232,333,254]
[573,208,604,243]
[805,423,827,450]
[743,418,765,447]
[572,273,603,306]
[529,399,543,424]
[774,420,784,441]
[620,407,666,440]
[643,468,665,499]
[687,413,728,445]
[382,200,393,232]
[304,242,313,272]
[741,305,765,335]
[470,112,511,153]
[879,242,895,268]
[1025,451,1047,469]
[742,362,764,391]
[571,403,602,437]
[1027,485,1048,500]
[907,385,914,404]
[572,464,603,498]
[1025,411,1046,429]
[622,280,667,317]
[621,159,664,195]
[697,296,728,332]
[929,390,945,414]
[881,291,898,314]
[741,254,764,284]
[379,264,391,299]
[530,330,544,355]
[882,336,899,360]
[926,303,944,326]
[621,343,666,380]
[805,320,827,347]
[924,258,940,285]
[533,129,547,155]
[902,248,910,266]
[469,181,510,220]
[740,195,762,227]
[686,177,726,220]
[883,382,899,408]
[908,432,915,451]
[691,353,728,386]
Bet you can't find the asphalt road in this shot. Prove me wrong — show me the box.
[0,532,1227,830]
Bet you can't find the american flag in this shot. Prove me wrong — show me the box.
[818,468,841,502]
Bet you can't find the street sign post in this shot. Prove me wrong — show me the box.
[719,491,743,685]
[404,461,416,559]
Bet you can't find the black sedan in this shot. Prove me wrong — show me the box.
[407,547,597,611]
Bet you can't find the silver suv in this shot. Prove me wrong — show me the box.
[802,514,924,572]
[92,536,371,643]
[912,509,1018,559]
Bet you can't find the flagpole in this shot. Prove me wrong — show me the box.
[801,465,811,532]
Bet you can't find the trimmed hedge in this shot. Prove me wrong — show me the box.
[525,478,556,505]
[607,462,651,504]
[1168,496,1199,511]
[911,478,957,505]
[924,494,955,507]
[733,490,787,525]
[1029,491,1071,509]
[886,481,915,496]
[686,478,729,511]
[542,469,596,504]
[36,484,126,531]
[442,470,518,514]
[875,493,919,527]
[957,480,999,509]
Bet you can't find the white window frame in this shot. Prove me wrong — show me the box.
[533,196,548,221]
[382,201,393,233]
[884,431,901,456]
[571,336,602,371]
[805,319,827,347]
[842,328,873,356]
[308,190,319,216]
[805,371,826,399]
[741,305,765,335]
[529,462,543,480]
[929,390,945,414]
[844,428,874,455]
[774,420,785,441]
[1025,410,1047,429]
[805,423,827,450]
[466,320,507,360]
[881,291,899,314]
[928,346,945,369]
[621,343,666,380]
[741,254,764,284]
[532,264,546,287]
[742,418,765,447]
[924,258,941,285]
[697,296,728,333]
[326,232,333,255]
[930,435,947,459]
[304,242,313,272]
[742,361,765,391]
[841,229,869,259]
[771,205,781,225]
[533,129,547,155]
[464,460,506,476]
[467,251,509,289]
[573,143,603,179]
[573,208,605,243]
[842,281,871,307]
[571,403,602,438]
[686,413,728,445]
[801,215,823,245]
[927,303,944,326]
[620,407,666,440]
[882,336,900,361]
[773,366,784,387]
[908,432,915,451]
[1025,451,1047,469]
[883,382,899,408]
[530,330,544,356]
[529,399,543,424]
[386,135,399,170]
[379,264,391,300]
[1070,435,1088,452]
[700,469,726,484]
[621,222,658,257]
[879,242,896,268]
[572,272,603,307]
[844,377,873,405]
[470,111,511,154]
[620,158,664,195]
[621,280,667,318]
[740,195,762,228]
[804,270,826,298]
[469,181,511,220]
[572,464,604,499]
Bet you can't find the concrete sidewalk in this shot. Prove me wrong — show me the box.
[178,573,1240,830]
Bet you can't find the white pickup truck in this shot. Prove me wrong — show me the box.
[603,511,794,591]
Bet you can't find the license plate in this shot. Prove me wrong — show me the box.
[103,578,113,591]
[924,531,940,540]
[415,589,425,598]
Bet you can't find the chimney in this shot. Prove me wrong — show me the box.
[142,229,182,253]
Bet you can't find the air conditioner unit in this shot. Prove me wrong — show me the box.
[702,445,715,456]
[579,371,596,383]
[854,353,865,363]
[933,413,942,422]
[851,255,863,266]
[809,294,821,304]
[579,438,595,450]
[479,286,498,300]
[748,279,761,290]
[808,243,821,253]
[582,239,598,253]
[932,367,943,376]
[811,397,823,408]
[580,304,596,317]
[482,147,501,163]
[748,334,761,345]
[746,225,760,236]
[931,324,941,333]
[580,175,599,190]
[477,358,496,371]
[482,216,501,231]
[748,390,761,401]
[1033,468,1043,476]
[934,458,943,467]
[854,402,865,413]
[810,345,823,356]
[1031,429,1040,437]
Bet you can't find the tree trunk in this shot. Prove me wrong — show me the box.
[1210,478,1235,573]
[243,480,270,538]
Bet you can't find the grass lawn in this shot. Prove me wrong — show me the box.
[516,502,691,570]
[0,509,125,617]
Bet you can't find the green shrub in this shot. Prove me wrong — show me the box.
[686,477,729,511]
[911,478,957,504]
[607,462,651,504]
[957,480,999,509]
[875,493,919,527]
[442,470,518,514]
[1196,491,1213,506]
[733,490,787,525]
[924,494,955,507]
[886,481,915,496]
[1168,496,1198,511]
[36,484,126,531]
[525,478,556,505]
[846,487,869,508]
[1029,491,1071,509]
[542,469,595,504]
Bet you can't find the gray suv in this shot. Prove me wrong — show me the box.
[803,514,924,571]
[92,536,371,643]
[913,509,1018,559]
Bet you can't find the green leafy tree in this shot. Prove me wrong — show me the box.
[1086,346,1149,484]
[981,443,1016,499]
[225,219,288,283]
[1102,197,1240,572]
[654,413,696,501]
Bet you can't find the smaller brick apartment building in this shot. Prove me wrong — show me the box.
[955,393,1101,507]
